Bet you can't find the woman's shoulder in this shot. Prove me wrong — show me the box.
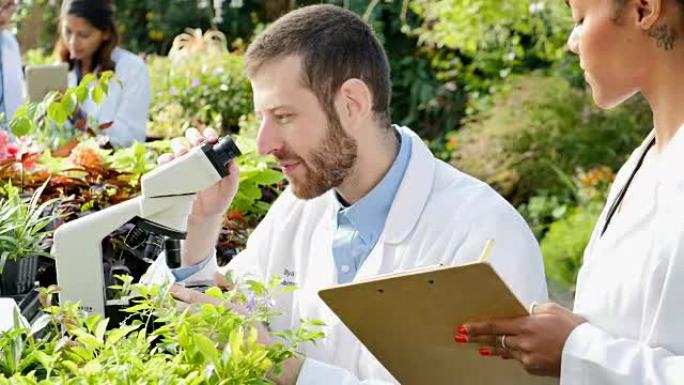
[0,30,19,49]
[112,47,147,73]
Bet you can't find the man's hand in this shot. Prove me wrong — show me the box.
[157,127,240,217]
[455,303,586,377]
[170,273,304,385]
[158,127,241,266]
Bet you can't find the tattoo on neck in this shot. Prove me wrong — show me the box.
[649,25,678,51]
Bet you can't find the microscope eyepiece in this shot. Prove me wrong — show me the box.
[202,137,242,177]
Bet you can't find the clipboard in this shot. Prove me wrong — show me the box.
[25,63,69,102]
[318,261,558,385]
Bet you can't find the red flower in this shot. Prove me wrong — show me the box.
[7,143,19,157]
[227,209,244,221]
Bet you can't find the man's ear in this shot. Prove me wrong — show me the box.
[634,0,663,29]
[336,78,373,129]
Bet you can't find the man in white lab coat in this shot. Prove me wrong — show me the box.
[167,5,548,385]
[0,0,25,128]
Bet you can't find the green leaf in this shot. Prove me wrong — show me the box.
[61,91,78,114]
[106,324,141,347]
[80,73,97,87]
[95,319,109,343]
[252,169,284,186]
[9,116,32,137]
[192,334,219,365]
[92,85,105,105]
[75,85,89,103]
[204,287,223,300]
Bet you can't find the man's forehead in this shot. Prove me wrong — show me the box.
[252,55,304,83]
[251,56,311,109]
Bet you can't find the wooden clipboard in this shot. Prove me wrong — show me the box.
[318,262,558,385]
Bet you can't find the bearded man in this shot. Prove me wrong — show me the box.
[165,4,548,384]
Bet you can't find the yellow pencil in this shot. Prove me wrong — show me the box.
[477,238,495,263]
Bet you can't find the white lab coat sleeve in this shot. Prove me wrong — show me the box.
[560,323,684,385]
[183,190,291,284]
[560,225,684,385]
[105,63,150,147]
[448,186,548,306]
[296,358,395,385]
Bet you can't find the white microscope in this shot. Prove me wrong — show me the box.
[53,137,241,316]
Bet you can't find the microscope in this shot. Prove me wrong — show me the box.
[53,137,241,316]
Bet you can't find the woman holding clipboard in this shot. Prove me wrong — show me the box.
[456,0,684,384]
[55,0,150,147]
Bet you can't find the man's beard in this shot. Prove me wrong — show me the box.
[277,113,358,200]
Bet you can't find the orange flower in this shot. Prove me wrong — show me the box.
[70,147,104,168]
[227,209,244,221]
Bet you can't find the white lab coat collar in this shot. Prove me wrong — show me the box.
[383,126,435,244]
[316,126,436,282]
[320,126,434,246]
[659,125,684,184]
[1,31,25,121]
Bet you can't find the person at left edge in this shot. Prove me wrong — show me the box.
[55,0,150,147]
[0,0,24,130]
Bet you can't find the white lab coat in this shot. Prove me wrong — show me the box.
[560,127,684,384]
[68,47,149,147]
[1,30,25,122]
[189,127,549,384]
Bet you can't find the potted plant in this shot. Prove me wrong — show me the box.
[0,182,62,296]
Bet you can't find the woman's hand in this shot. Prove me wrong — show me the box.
[455,303,586,377]
[157,127,240,217]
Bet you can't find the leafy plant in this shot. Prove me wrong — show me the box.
[523,166,615,295]
[451,74,651,205]
[230,115,284,220]
[541,201,603,293]
[409,0,575,114]
[0,277,324,384]
[147,51,253,137]
[0,182,62,273]
[9,72,117,151]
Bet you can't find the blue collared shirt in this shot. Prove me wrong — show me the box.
[332,127,412,283]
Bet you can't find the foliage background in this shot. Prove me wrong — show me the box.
[11,0,655,301]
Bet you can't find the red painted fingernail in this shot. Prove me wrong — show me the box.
[479,348,491,356]
[457,326,468,335]
[454,335,468,343]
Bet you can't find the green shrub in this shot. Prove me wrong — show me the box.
[410,0,575,115]
[147,52,253,138]
[524,166,614,295]
[541,201,603,293]
[451,74,651,205]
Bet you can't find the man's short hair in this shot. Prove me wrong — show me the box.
[246,4,392,128]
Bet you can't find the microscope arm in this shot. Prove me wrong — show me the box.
[53,198,142,315]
